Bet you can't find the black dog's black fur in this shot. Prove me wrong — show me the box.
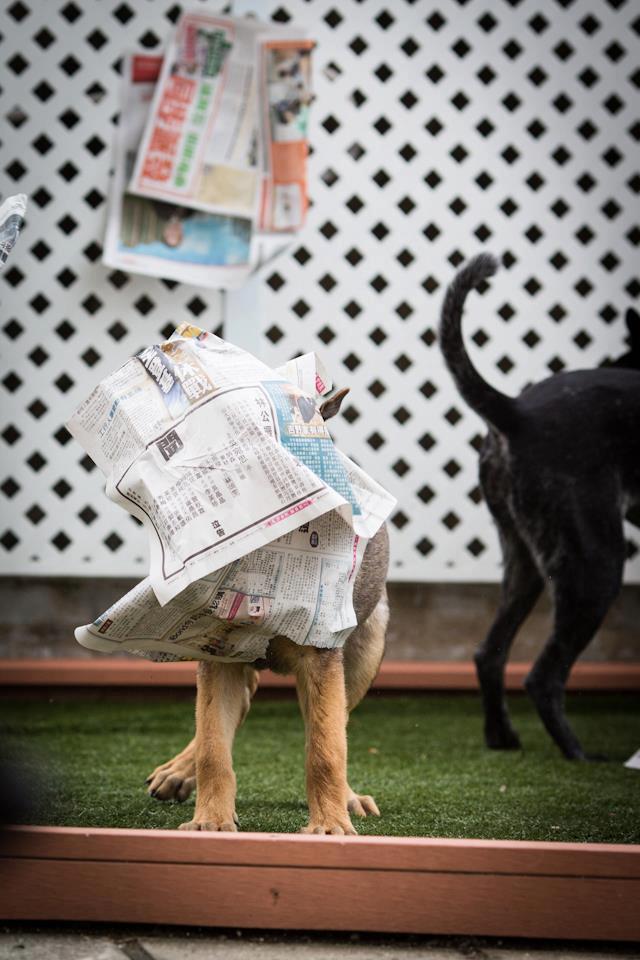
[603,306,640,371]
[439,254,640,759]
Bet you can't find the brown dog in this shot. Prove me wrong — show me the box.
[145,390,390,834]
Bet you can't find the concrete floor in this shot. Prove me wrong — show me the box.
[1,927,639,960]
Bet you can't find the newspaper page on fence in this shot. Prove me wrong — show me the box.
[258,36,313,233]
[70,329,395,662]
[103,53,253,290]
[129,13,266,222]
[66,325,395,609]
[0,194,26,269]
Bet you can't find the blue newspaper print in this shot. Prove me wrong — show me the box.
[263,380,361,515]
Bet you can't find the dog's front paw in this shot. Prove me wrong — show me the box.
[178,812,238,832]
[347,790,380,818]
[301,812,357,836]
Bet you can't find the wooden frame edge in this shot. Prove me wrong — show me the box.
[2,658,639,691]
[1,826,638,939]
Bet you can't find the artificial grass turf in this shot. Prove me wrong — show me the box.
[1,692,639,843]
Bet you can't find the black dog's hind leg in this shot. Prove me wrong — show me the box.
[524,516,624,760]
[475,532,543,749]
[476,439,544,749]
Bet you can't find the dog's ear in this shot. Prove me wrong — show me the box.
[625,308,640,347]
[319,387,350,421]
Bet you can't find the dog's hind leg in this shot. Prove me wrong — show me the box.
[525,516,624,759]
[178,661,258,830]
[342,591,388,817]
[294,647,356,835]
[477,441,544,749]
[475,533,543,749]
[344,591,388,710]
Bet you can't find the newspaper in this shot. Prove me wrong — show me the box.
[258,37,313,233]
[70,329,394,662]
[128,12,311,231]
[67,327,395,616]
[103,53,253,290]
[75,509,367,663]
[0,194,26,268]
[624,748,640,770]
[129,13,266,221]
[105,13,313,286]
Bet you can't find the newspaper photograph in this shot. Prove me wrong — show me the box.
[128,13,266,221]
[103,53,253,290]
[67,326,395,609]
[258,37,313,233]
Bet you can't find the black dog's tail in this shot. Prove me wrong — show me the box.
[439,254,517,434]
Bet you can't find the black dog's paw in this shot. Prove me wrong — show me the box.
[563,743,609,761]
[485,725,522,751]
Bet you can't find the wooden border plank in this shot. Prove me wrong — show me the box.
[3,826,640,877]
[2,659,639,690]
[1,828,639,939]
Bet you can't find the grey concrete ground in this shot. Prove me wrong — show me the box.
[1,927,639,960]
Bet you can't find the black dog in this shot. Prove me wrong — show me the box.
[605,306,640,370]
[439,254,640,759]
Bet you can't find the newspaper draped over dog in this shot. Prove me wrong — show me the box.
[68,328,395,663]
[104,12,313,287]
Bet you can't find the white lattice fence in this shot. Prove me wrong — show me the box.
[1,0,639,582]
[0,0,225,576]
[238,0,640,581]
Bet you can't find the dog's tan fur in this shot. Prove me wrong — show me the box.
[147,587,388,833]
[146,389,390,834]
